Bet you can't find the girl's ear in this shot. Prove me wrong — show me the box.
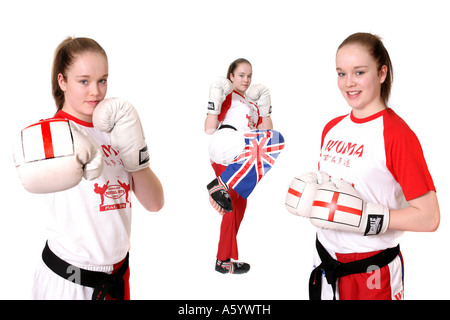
[379,65,388,84]
[58,73,67,92]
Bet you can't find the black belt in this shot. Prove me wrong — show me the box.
[309,237,400,300]
[42,242,129,300]
[218,124,237,131]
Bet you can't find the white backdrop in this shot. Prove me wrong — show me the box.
[1,0,449,300]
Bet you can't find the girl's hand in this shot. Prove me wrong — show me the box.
[209,195,226,215]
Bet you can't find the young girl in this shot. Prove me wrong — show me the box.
[17,37,164,299]
[205,58,284,274]
[286,33,439,299]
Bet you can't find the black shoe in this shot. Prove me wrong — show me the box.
[215,259,250,274]
[207,178,233,213]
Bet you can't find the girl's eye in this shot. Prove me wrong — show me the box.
[338,72,345,77]
[356,71,365,76]
[99,79,107,84]
[80,80,88,85]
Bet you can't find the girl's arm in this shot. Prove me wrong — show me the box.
[131,167,164,212]
[205,114,220,135]
[258,116,273,130]
[388,191,440,232]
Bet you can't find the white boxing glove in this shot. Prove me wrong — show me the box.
[93,97,149,172]
[13,119,103,194]
[310,179,390,235]
[247,84,272,117]
[207,76,233,115]
[285,171,330,217]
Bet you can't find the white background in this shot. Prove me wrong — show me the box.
[1,0,449,300]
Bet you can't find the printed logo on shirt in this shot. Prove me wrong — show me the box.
[101,144,124,167]
[321,140,365,168]
[324,140,364,157]
[246,106,259,129]
[94,179,131,212]
[95,144,130,211]
[101,145,119,157]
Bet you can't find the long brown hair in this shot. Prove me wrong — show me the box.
[226,58,252,81]
[51,37,107,111]
[338,32,393,106]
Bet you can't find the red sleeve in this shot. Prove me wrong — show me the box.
[218,93,232,122]
[320,114,347,149]
[384,109,436,201]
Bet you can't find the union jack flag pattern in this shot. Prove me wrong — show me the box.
[219,129,285,199]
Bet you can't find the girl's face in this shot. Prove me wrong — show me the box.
[58,52,108,122]
[230,63,252,95]
[336,44,387,118]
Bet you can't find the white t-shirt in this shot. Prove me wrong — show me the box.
[218,90,261,132]
[45,111,132,269]
[318,108,435,253]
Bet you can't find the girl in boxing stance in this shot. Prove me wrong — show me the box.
[14,37,164,299]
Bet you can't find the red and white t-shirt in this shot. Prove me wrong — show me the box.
[317,108,435,253]
[44,111,132,269]
[218,90,261,132]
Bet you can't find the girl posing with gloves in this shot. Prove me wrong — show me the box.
[286,33,440,300]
